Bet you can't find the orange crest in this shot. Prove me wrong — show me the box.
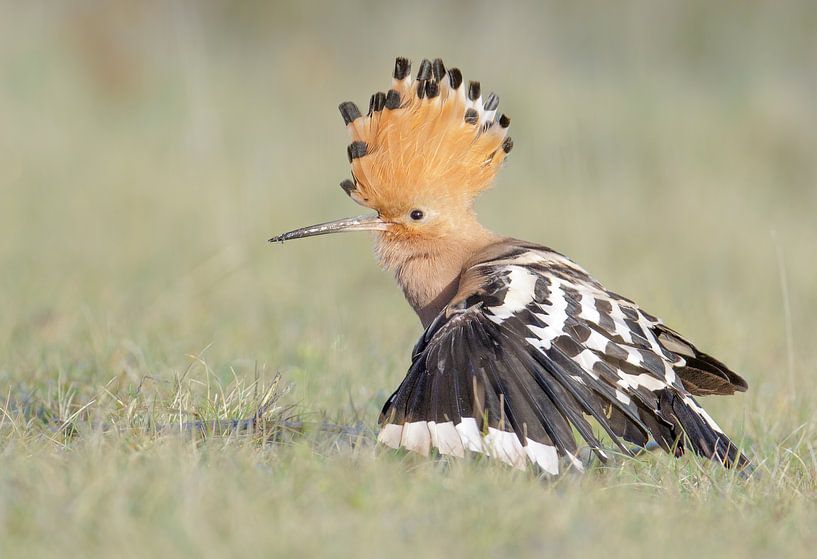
[338,58,513,217]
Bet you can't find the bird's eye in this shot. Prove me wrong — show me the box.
[409,209,424,221]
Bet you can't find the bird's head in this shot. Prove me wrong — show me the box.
[270,57,512,248]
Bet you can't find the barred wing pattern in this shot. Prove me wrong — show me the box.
[378,242,748,474]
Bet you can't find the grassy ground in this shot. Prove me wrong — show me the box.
[1,1,816,557]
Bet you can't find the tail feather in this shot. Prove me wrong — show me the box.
[656,326,749,396]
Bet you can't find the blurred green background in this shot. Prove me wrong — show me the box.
[1,1,815,557]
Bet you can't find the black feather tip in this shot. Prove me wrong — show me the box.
[369,91,386,114]
[498,113,511,128]
[468,81,481,101]
[502,136,513,154]
[464,108,479,125]
[393,57,411,80]
[425,80,439,99]
[347,141,368,162]
[338,102,361,125]
[448,68,462,89]
[416,59,432,81]
[340,179,356,195]
[385,89,401,109]
[483,93,499,111]
[432,58,446,82]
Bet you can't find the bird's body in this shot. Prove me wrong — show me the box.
[378,239,747,473]
[271,58,749,473]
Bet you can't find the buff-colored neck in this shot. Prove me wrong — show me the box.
[375,220,500,328]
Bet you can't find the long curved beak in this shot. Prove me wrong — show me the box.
[269,213,389,243]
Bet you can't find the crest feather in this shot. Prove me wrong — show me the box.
[337,58,512,214]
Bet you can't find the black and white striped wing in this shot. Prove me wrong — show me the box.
[378,244,747,473]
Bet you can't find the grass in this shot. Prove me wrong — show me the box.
[1,1,816,557]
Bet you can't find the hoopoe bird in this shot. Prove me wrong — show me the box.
[270,57,750,474]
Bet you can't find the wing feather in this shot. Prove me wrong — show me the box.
[379,242,749,472]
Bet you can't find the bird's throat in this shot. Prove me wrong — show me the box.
[375,224,500,328]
